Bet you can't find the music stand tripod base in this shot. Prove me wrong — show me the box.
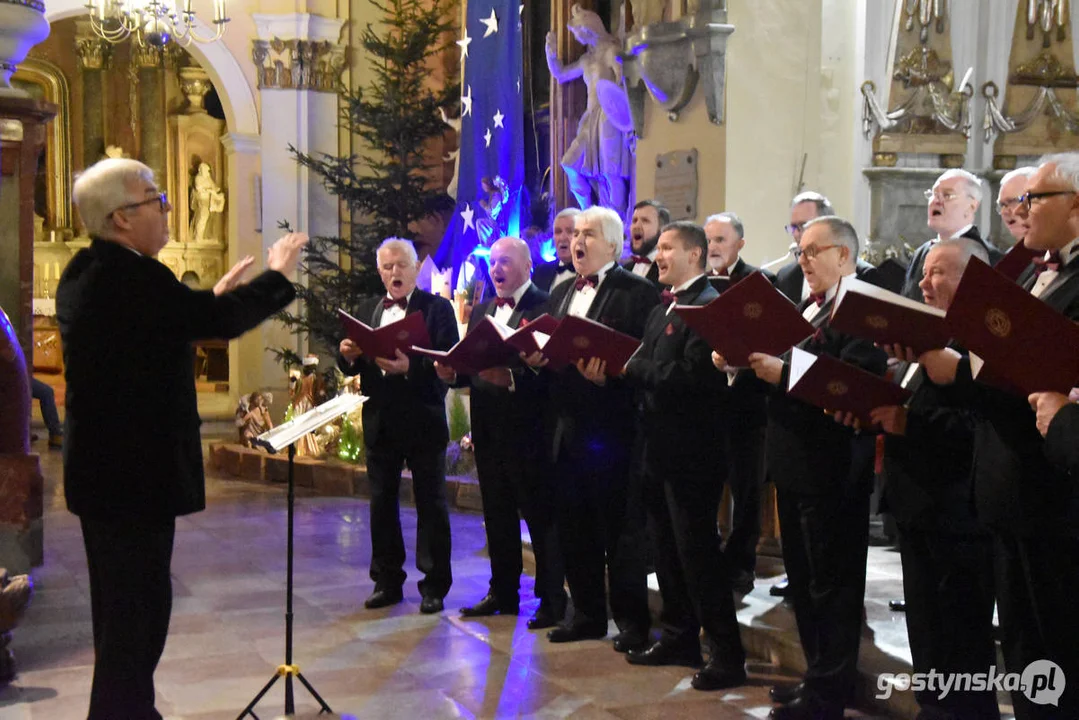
[237,394,367,719]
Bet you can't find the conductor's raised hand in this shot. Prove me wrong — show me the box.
[339,339,362,363]
[213,255,255,296]
[267,231,309,275]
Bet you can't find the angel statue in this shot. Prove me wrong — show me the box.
[439,107,462,200]
[190,163,226,242]
[546,4,632,218]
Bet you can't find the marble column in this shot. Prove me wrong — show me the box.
[250,13,346,393]
[73,25,108,168]
[131,44,166,185]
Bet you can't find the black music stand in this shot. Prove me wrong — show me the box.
[237,393,367,719]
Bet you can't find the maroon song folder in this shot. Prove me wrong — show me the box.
[993,240,1041,282]
[787,347,910,425]
[945,258,1079,395]
[674,271,814,367]
[503,313,561,356]
[540,315,641,375]
[829,275,951,354]
[410,316,519,375]
[337,308,432,360]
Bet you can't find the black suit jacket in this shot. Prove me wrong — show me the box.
[901,226,1003,300]
[624,277,724,476]
[775,258,879,304]
[462,283,550,450]
[728,257,777,285]
[621,258,664,288]
[880,364,982,533]
[544,265,661,461]
[532,260,572,294]
[765,295,888,496]
[1046,403,1079,479]
[336,289,459,450]
[944,256,1079,535]
[57,238,296,521]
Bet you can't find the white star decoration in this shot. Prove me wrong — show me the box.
[493,109,505,128]
[484,127,493,147]
[461,85,473,117]
[461,203,475,232]
[516,78,521,93]
[480,8,499,37]
[456,27,471,59]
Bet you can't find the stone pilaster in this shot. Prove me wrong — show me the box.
[74,24,109,168]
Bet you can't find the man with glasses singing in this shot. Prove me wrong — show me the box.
[58,158,307,719]
[901,169,1002,300]
[775,192,881,304]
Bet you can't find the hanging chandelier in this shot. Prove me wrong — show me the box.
[82,0,230,47]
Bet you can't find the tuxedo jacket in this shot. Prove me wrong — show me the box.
[544,266,661,461]
[880,362,982,533]
[775,258,880,304]
[58,238,296,521]
[336,289,459,450]
[901,226,1003,300]
[624,277,724,476]
[944,255,1079,536]
[1046,403,1079,479]
[461,283,550,451]
[728,257,777,285]
[765,295,888,496]
[532,260,571,294]
[620,258,664,288]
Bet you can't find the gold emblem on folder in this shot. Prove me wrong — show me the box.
[984,308,1011,339]
[743,302,763,320]
[827,380,849,396]
[572,335,591,350]
[865,314,889,330]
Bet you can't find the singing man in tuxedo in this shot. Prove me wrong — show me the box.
[527,206,660,649]
[997,166,1035,244]
[58,158,306,719]
[901,169,1002,299]
[622,199,670,287]
[870,240,998,720]
[774,192,881,304]
[723,216,887,720]
[533,208,579,292]
[337,238,459,615]
[619,221,747,691]
[919,154,1079,718]
[435,237,567,629]
[702,211,774,593]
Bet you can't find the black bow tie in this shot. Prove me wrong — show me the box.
[630,255,651,265]
[660,289,681,305]
[382,296,407,310]
[1033,251,1062,277]
[574,274,599,291]
[493,296,516,308]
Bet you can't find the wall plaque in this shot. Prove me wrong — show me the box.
[654,149,698,220]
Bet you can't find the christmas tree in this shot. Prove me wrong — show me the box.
[273,0,458,366]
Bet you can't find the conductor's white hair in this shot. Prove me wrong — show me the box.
[576,206,624,258]
[377,237,419,265]
[73,158,157,238]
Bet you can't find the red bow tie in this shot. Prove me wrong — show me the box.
[493,296,516,308]
[1033,251,1062,277]
[660,289,680,305]
[382,296,408,310]
[811,293,827,307]
[630,255,651,265]
[574,274,599,291]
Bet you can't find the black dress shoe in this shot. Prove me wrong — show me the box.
[364,586,404,609]
[769,577,790,597]
[547,623,607,643]
[612,628,649,653]
[460,593,518,617]
[420,595,444,614]
[731,569,755,595]
[769,695,843,720]
[626,640,702,667]
[889,599,906,612]
[768,681,805,705]
[527,607,560,630]
[691,661,747,691]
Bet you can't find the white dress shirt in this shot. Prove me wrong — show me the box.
[1031,238,1079,299]
[552,263,576,289]
[629,248,658,278]
[801,272,852,323]
[493,280,532,326]
[378,290,413,327]
[568,261,617,319]
[666,274,705,315]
